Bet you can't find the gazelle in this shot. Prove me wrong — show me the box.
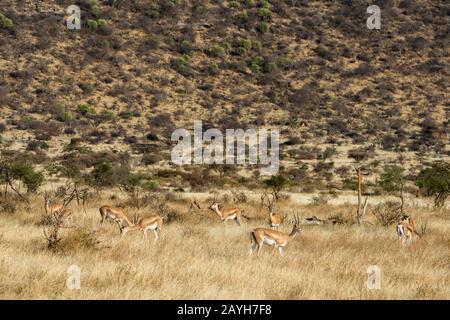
[209,202,245,226]
[396,215,420,245]
[249,215,301,256]
[44,193,73,226]
[99,205,134,230]
[121,215,163,241]
[261,192,284,230]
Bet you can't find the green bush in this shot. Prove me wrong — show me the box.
[416,161,449,207]
[378,166,404,193]
[146,4,160,18]
[118,111,132,120]
[89,0,100,17]
[229,1,240,8]
[221,42,232,51]
[97,19,107,27]
[263,174,289,199]
[257,8,272,20]
[250,62,261,74]
[238,38,252,51]
[178,39,192,55]
[147,35,161,49]
[0,162,44,193]
[318,146,337,161]
[259,0,270,8]
[252,40,262,51]
[160,0,180,14]
[264,61,277,73]
[239,9,248,21]
[76,104,92,115]
[87,19,98,29]
[251,55,263,65]
[89,162,134,188]
[144,180,159,192]
[171,55,191,76]
[275,56,294,70]
[234,46,247,56]
[209,44,225,57]
[101,110,115,120]
[208,63,219,75]
[0,13,13,29]
[257,21,270,33]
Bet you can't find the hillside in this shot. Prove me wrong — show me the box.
[0,0,449,192]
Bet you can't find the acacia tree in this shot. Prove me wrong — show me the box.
[379,165,406,213]
[0,161,44,195]
[263,174,289,200]
[416,161,449,208]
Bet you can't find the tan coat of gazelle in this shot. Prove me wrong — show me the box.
[209,202,244,226]
[121,215,163,241]
[269,211,283,230]
[249,215,301,256]
[396,215,419,245]
[99,205,133,229]
[45,197,73,225]
[261,192,283,230]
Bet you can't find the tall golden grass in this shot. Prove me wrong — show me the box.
[0,193,448,299]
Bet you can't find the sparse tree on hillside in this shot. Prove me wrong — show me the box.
[416,161,449,208]
[0,161,44,196]
[263,174,289,200]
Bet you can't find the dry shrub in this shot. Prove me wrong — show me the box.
[163,191,186,204]
[310,194,330,205]
[327,212,354,225]
[231,190,248,203]
[371,201,402,226]
[117,193,155,209]
[42,211,65,250]
[277,193,291,201]
[0,195,18,214]
[154,201,180,223]
[59,228,100,253]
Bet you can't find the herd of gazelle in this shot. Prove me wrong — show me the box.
[43,192,420,255]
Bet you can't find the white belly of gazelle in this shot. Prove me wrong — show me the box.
[145,223,158,231]
[263,237,276,246]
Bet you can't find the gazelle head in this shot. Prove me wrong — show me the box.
[261,192,276,213]
[209,202,220,212]
[120,225,129,237]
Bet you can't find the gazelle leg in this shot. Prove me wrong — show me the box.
[249,240,257,256]
[153,230,158,241]
[407,234,412,245]
[115,220,122,233]
[278,246,284,256]
[234,218,241,226]
[257,243,263,256]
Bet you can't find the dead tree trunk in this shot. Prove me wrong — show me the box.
[356,167,363,225]
[359,196,369,224]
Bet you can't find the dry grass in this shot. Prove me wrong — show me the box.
[0,193,448,299]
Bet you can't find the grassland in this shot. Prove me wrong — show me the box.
[0,192,448,299]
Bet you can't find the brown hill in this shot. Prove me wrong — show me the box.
[0,0,448,192]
